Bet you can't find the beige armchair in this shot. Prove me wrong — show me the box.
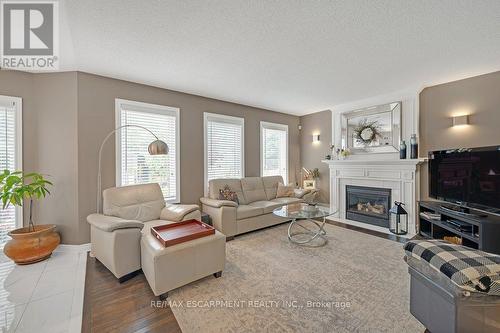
[87,183,200,282]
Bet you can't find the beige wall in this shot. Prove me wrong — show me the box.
[1,71,300,244]
[419,70,500,198]
[0,71,81,243]
[32,73,80,243]
[299,110,331,203]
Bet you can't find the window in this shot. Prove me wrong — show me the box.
[115,99,180,203]
[204,113,244,194]
[260,121,288,182]
[0,96,22,244]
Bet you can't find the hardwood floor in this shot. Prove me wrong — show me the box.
[82,254,181,333]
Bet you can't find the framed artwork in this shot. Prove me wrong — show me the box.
[341,101,401,154]
[303,180,316,190]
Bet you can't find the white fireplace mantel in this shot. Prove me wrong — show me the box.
[322,159,426,167]
[322,158,427,236]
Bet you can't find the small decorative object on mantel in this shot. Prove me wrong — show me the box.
[329,144,336,159]
[0,170,60,265]
[410,134,418,159]
[389,201,408,235]
[399,141,407,159]
[339,148,351,160]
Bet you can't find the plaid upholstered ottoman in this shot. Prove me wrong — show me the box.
[404,240,500,333]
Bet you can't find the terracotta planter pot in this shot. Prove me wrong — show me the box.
[3,224,60,265]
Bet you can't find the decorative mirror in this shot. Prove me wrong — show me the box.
[341,101,401,154]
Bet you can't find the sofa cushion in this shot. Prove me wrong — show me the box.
[261,176,284,200]
[236,205,264,219]
[271,197,302,205]
[276,183,295,198]
[248,200,284,214]
[103,183,165,222]
[241,177,267,203]
[218,185,239,204]
[209,179,246,204]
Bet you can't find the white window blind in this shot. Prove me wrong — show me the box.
[0,97,22,245]
[204,113,244,192]
[261,122,288,182]
[116,99,179,203]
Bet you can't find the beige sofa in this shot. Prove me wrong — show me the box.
[200,176,315,237]
[87,183,202,282]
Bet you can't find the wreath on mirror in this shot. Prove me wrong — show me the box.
[353,119,381,144]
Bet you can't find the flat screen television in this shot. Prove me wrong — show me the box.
[428,146,500,213]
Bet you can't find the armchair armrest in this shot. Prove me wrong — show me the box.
[200,197,238,208]
[294,188,310,198]
[160,204,200,222]
[87,213,143,232]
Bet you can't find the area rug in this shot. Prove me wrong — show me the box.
[169,223,424,332]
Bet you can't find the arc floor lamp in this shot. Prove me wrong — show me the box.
[96,124,169,213]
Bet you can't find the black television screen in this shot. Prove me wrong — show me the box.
[429,146,500,211]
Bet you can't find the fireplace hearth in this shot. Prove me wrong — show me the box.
[346,185,391,228]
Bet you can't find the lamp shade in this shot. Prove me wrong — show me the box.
[148,139,169,155]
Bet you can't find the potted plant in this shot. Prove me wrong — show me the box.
[0,170,60,265]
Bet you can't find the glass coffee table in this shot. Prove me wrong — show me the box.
[273,203,336,245]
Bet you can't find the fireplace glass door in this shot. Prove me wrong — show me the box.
[346,185,391,227]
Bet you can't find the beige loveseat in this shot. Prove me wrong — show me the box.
[200,176,315,237]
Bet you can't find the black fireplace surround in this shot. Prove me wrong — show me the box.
[346,185,391,228]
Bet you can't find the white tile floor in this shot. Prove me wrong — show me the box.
[0,245,88,333]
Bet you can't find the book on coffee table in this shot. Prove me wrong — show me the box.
[151,219,215,247]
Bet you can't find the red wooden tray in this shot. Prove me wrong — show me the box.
[151,219,215,247]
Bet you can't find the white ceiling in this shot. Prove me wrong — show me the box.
[60,0,500,116]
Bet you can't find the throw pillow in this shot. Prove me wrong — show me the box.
[218,185,239,204]
[276,183,295,198]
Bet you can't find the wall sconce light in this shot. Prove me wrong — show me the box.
[452,115,469,127]
[312,134,320,143]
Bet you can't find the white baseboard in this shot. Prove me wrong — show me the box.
[55,243,91,253]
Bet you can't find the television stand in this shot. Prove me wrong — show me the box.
[439,203,487,218]
[418,201,500,255]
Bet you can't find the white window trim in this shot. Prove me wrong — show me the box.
[0,95,23,228]
[115,98,180,203]
[203,112,245,196]
[260,121,289,183]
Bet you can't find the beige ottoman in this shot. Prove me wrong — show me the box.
[141,228,226,298]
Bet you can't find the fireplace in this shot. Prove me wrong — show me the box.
[346,185,391,228]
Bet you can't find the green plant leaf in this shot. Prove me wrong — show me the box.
[0,171,52,209]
